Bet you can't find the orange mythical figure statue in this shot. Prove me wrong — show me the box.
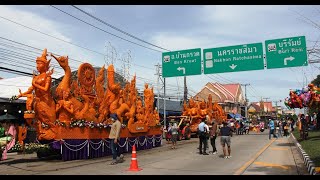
[51,53,71,100]
[56,89,74,124]
[74,94,98,122]
[52,54,84,114]
[153,108,160,125]
[17,88,34,112]
[136,97,145,123]
[17,124,27,148]
[212,102,227,124]
[128,74,137,108]
[106,65,130,123]
[182,100,190,116]
[17,87,34,126]
[207,94,213,119]
[95,65,105,105]
[188,98,199,118]
[17,49,57,140]
[71,79,80,97]
[144,83,155,125]
[198,100,208,119]
[99,64,119,123]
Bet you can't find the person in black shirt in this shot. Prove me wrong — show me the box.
[300,114,308,140]
[220,121,233,159]
[317,110,320,130]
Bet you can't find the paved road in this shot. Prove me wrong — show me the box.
[0,130,309,175]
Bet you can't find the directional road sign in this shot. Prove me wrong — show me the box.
[265,36,308,69]
[162,48,201,78]
[203,43,264,74]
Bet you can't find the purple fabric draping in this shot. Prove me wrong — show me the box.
[63,139,88,161]
[51,134,162,161]
[50,140,61,150]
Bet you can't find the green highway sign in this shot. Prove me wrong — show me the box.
[265,36,308,69]
[162,48,202,78]
[203,43,264,74]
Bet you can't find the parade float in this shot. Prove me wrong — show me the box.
[179,94,227,135]
[13,49,162,161]
[284,83,320,109]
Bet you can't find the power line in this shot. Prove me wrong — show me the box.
[71,5,170,52]
[0,38,189,95]
[0,16,152,70]
[50,5,163,53]
[0,15,109,57]
[0,8,190,98]
[0,67,61,81]
[0,46,78,73]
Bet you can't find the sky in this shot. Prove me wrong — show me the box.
[0,5,320,109]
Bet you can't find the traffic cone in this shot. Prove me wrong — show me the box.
[127,145,142,171]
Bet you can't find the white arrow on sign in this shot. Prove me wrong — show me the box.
[229,64,237,70]
[177,67,186,74]
[284,56,295,65]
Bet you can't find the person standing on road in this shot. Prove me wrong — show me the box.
[170,122,179,149]
[108,113,124,165]
[209,121,218,154]
[198,118,209,155]
[0,121,16,161]
[268,119,277,140]
[277,120,283,138]
[300,114,308,140]
[290,117,295,132]
[220,121,233,159]
[317,110,320,130]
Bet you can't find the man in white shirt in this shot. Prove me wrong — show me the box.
[198,118,209,155]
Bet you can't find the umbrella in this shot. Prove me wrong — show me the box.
[0,113,17,122]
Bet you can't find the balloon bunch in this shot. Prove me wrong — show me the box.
[285,83,320,109]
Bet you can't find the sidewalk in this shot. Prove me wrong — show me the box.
[291,132,320,175]
[0,138,198,175]
[240,133,309,175]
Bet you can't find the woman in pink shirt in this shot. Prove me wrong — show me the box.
[0,121,17,160]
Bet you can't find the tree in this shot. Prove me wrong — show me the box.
[311,74,320,87]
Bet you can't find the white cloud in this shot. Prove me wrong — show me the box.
[0,6,100,79]
[150,32,208,51]
[148,5,319,103]
[0,5,319,106]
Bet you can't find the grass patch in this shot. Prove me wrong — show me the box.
[292,130,320,167]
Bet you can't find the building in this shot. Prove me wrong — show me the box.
[248,101,286,121]
[193,82,245,115]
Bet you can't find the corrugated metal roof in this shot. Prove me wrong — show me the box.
[0,76,31,100]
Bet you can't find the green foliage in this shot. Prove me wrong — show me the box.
[311,74,320,87]
[24,143,49,154]
[8,142,22,153]
[292,130,320,167]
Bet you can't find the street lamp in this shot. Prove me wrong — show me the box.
[18,110,21,113]
[4,109,7,113]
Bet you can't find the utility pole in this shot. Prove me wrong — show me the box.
[273,100,280,119]
[164,78,166,130]
[263,97,270,116]
[155,63,163,112]
[184,76,188,102]
[155,63,165,138]
[241,83,250,118]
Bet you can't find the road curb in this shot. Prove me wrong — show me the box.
[290,133,319,175]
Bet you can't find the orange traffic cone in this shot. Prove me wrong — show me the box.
[128,145,142,171]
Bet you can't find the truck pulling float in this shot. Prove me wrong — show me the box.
[165,94,228,141]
